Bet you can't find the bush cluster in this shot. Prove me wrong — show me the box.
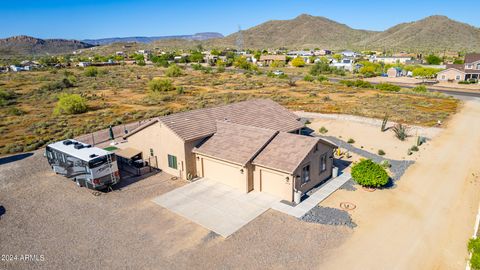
[148,78,175,92]
[165,64,183,77]
[469,238,480,270]
[339,79,373,88]
[351,159,389,188]
[54,93,88,115]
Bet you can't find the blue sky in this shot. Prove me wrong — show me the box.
[1,0,479,39]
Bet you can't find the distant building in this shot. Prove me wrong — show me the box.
[258,55,287,66]
[330,58,354,71]
[387,67,402,78]
[314,49,332,56]
[77,62,91,67]
[369,56,412,64]
[9,65,24,72]
[436,53,480,82]
[341,50,358,58]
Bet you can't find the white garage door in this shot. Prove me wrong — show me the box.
[202,157,244,191]
[260,169,292,201]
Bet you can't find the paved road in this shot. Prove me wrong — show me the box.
[327,77,480,99]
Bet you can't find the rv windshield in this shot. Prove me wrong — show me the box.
[88,156,107,169]
[88,154,115,169]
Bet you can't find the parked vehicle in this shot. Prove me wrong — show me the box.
[273,70,284,75]
[45,139,120,190]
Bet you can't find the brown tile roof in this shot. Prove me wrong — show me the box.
[193,122,278,165]
[253,133,331,174]
[465,53,480,64]
[152,99,303,141]
[444,64,465,72]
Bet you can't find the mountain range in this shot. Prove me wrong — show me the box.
[82,32,224,45]
[208,14,480,52]
[1,14,479,57]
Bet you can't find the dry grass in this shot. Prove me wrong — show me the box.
[0,65,458,155]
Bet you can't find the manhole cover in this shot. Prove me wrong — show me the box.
[340,202,356,210]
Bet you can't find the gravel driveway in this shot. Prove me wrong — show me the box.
[0,151,351,270]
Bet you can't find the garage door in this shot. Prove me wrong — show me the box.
[260,169,292,201]
[202,157,244,190]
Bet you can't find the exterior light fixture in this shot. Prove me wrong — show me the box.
[240,168,244,174]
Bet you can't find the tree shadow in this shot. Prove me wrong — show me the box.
[0,152,34,166]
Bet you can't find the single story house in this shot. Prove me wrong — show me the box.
[370,56,412,64]
[258,55,287,66]
[437,53,480,82]
[330,58,354,71]
[121,99,337,202]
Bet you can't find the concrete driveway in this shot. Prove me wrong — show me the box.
[153,178,279,237]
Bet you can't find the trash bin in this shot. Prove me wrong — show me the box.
[332,167,339,178]
[294,191,302,204]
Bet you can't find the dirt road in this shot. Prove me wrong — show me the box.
[320,100,480,269]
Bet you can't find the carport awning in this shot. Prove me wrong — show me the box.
[115,147,142,159]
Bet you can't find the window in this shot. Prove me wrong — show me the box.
[150,148,154,156]
[467,64,472,69]
[456,75,461,80]
[167,154,177,169]
[441,75,445,80]
[320,153,327,173]
[301,164,310,184]
[477,64,480,70]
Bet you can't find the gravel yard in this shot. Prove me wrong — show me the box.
[0,151,351,270]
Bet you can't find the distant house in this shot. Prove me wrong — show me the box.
[77,62,91,67]
[437,53,480,82]
[259,55,287,66]
[116,51,125,56]
[9,65,24,72]
[341,50,357,58]
[370,56,412,64]
[330,58,354,71]
[314,49,332,56]
[387,67,402,78]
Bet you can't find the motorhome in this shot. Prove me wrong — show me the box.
[45,139,120,190]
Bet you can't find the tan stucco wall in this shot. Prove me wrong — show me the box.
[122,123,187,178]
[195,154,250,193]
[437,69,465,81]
[293,142,334,195]
[253,141,335,202]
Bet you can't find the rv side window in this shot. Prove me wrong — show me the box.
[89,156,108,168]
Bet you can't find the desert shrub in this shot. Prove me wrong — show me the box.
[375,83,401,92]
[84,66,98,77]
[410,145,419,151]
[392,123,409,141]
[317,75,328,82]
[380,160,391,168]
[322,95,331,101]
[412,85,427,93]
[291,57,306,67]
[319,126,328,134]
[351,159,389,188]
[347,138,355,144]
[148,78,175,92]
[339,79,372,88]
[54,93,87,115]
[6,106,25,116]
[287,78,296,86]
[378,149,385,156]
[0,89,16,106]
[469,238,480,270]
[176,86,185,95]
[308,92,317,97]
[381,113,389,132]
[165,64,183,77]
[191,63,203,70]
[309,62,331,76]
[304,74,314,82]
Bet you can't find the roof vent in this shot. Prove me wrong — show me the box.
[89,154,98,158]
[63,140,73,145]
[84,144,92,148]
[74,144,84,150]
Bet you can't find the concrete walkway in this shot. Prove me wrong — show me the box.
[271,172,352,218]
